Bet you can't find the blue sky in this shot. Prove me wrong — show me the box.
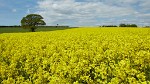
[0,0,150,26]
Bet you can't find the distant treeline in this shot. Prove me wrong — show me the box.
[38,26,69,28]
[100,25,118,27]
[119,24,137,27]
[100,24,138,27]
[0,26,21,28]
[144,26,150,28]
[0,26,69,28]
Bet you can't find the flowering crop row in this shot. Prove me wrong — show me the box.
[0,28,150,84]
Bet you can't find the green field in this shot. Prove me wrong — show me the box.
[0,27,149,34]
[0,27,150,83]
[0,27,72,33]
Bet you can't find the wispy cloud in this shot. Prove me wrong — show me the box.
[12,9,17,12]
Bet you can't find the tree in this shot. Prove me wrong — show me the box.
[21,14,46,32]
[56,24,59,28]
[119,23,126,27]
[119,23,138,27]
[130,24,137,27]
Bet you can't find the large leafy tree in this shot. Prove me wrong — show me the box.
[21,14,46,32]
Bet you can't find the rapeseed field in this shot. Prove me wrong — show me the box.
[0,28,150,84]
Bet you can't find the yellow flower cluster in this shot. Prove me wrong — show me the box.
[0,27,150,84]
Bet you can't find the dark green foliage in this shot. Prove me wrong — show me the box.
[101,25,118,27]
[119,24,126,27]
[119,23,138,27]
[21,14,46,32]
[145,26,150,28]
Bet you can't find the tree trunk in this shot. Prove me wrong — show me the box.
[31,28,35,32]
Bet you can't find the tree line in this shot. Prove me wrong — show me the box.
[100,24,138,27]
[119,23,137,27]
[0,26,20,28]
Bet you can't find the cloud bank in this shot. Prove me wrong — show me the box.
[36,0,150,26]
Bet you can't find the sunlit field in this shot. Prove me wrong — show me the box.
[0,27,150,83]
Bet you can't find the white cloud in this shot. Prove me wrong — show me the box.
[12,9,17,12]
[35,0,150,26]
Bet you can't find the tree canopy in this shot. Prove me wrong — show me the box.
[21,14,46,32]
[119,23,137,27]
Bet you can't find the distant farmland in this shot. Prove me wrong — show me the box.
[0,26,70,33]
